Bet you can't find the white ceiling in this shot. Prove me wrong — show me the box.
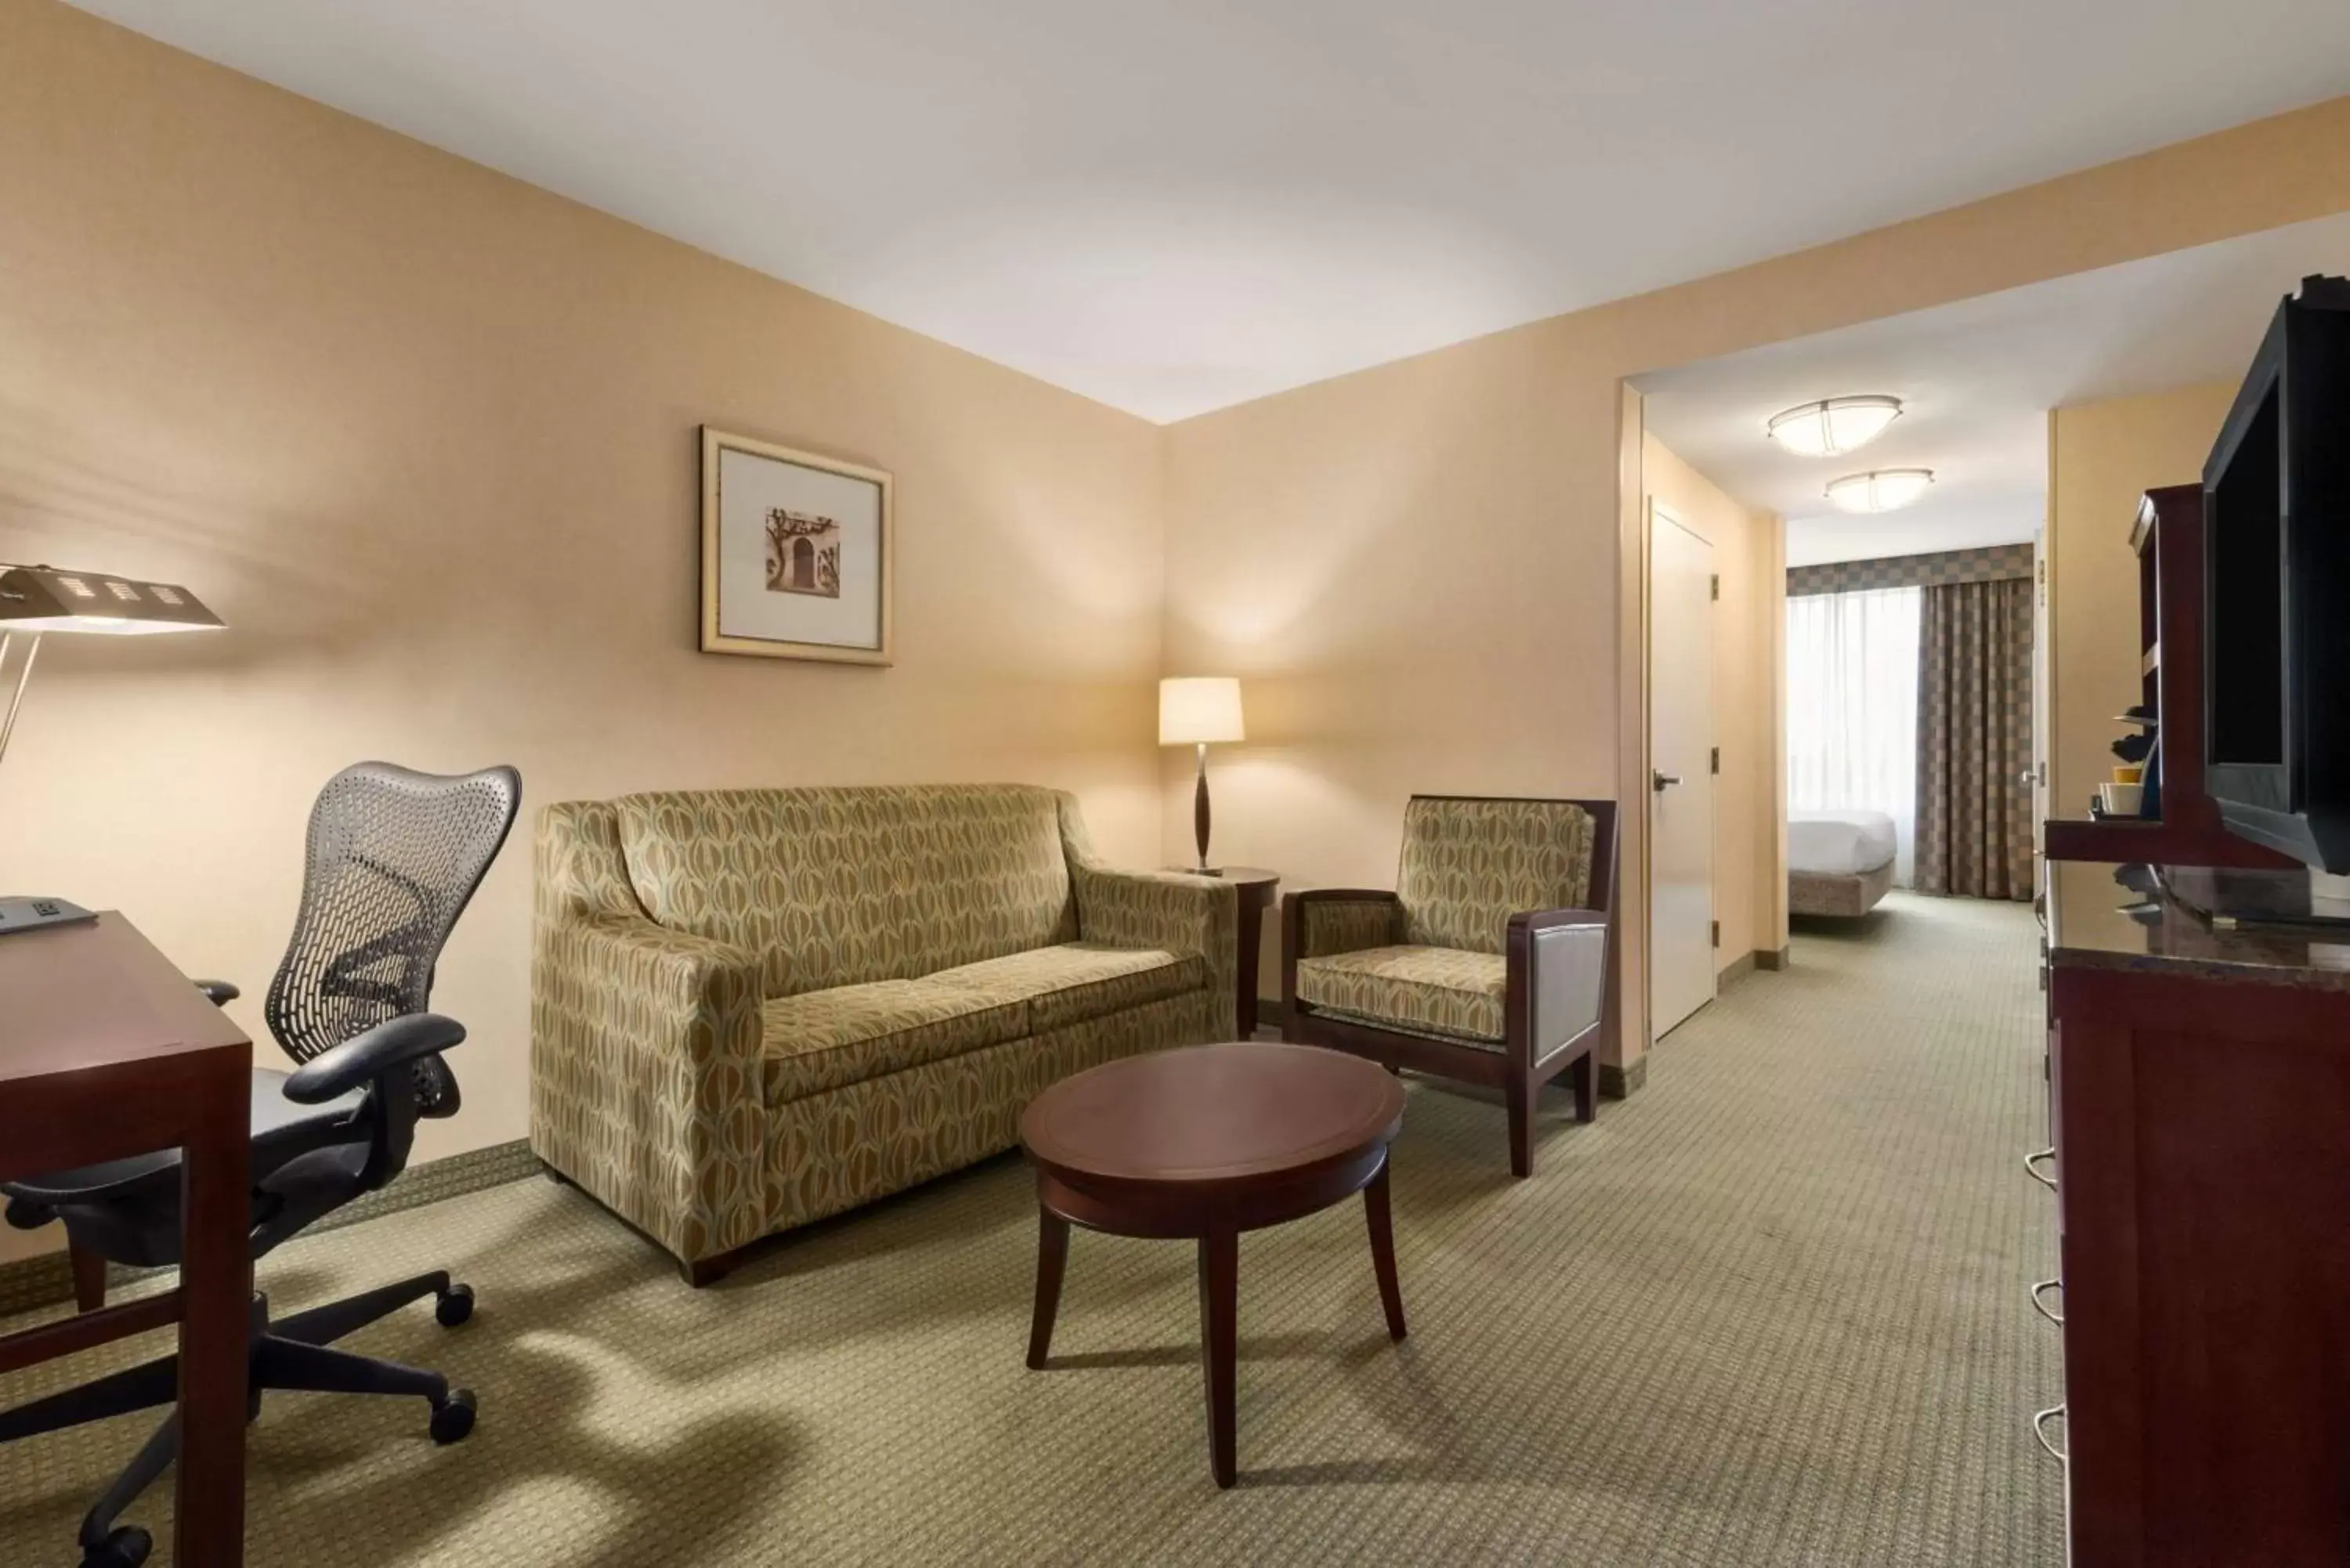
[64,0,2350,423]
[1637,211,2350,565]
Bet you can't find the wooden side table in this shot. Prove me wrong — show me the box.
[1019,1042,1407,1488]
[1168,866,1278,1035]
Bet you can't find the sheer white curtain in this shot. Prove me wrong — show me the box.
[1787,586,1922,883]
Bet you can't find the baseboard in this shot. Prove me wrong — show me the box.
[1716,949,1757,985]
[1599,1057,1648,1100]
[0,1138,540,1317]
[1755,946,1791,971]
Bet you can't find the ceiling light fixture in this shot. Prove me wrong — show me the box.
[1825,468,1935,514]
[1766,395,1904,457]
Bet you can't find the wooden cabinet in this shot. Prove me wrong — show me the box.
[2044,862,2350,1566]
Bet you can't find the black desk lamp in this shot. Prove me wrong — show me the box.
[0,564,223,934]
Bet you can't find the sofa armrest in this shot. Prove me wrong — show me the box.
[530,912,766,1266]
[1070,864,1238,1037]
[1507,908,1609,1068]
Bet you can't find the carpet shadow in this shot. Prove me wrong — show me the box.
[1,1296,801,1568]
[1037,1331,1326,1371]
[1238,1454,1459,1488]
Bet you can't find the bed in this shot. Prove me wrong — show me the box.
[1788,810,1899,917]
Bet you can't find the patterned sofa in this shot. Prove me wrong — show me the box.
[530,784,1235,1284]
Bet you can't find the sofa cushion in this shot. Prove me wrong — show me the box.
[761,978,1029,1106]
[926,942,1203,1035]
[615,785,1079,999]
[1396,797,1595,954]
[1295,944,1506,1044]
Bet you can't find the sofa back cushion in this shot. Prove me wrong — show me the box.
[1397,796,1596,954]
[614,785,1078,997]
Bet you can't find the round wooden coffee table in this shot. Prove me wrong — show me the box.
[1018,1041,1409,1488]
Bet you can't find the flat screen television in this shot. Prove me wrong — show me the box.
[2204,274,2350,870]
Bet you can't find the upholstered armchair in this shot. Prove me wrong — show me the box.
[1281,796,1618,1178]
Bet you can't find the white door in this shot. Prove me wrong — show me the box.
[1650,503,1716,1036]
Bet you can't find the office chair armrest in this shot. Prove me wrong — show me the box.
[193,979,240,1006]
[284,1012,467,1104]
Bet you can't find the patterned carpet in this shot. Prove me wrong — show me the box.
[0,892,2062,1566]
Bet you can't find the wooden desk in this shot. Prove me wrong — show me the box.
[0,912,252,1566]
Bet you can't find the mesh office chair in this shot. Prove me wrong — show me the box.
[0,761,521,1568]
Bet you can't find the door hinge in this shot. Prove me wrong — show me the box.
[1710,746,1720,775]
[1710,919,1721,948]
[1709,573,1720,601]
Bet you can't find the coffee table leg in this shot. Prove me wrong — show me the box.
[1197,1225,1238,1489]
[1365,1158,1407,1342]
[1027,1209,1070,1370]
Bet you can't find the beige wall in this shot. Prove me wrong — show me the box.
[0,0,1169,1270]
[1159,324,1618,987]
[1641,433,1784,974]
[2046,380,2240,822]
[1164,96,2350,1080]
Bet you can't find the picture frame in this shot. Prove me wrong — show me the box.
[699,425,894,665]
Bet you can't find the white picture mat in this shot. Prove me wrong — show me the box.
[716,446,884,649]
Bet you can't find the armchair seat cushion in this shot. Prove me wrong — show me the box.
[927,942,1203,1034]
[761,980,1029,1106]
[1294,944,1506,1045]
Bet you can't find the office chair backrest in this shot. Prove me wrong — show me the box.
[265,762,521,1115]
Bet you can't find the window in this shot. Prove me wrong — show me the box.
[1786,586,1922,883]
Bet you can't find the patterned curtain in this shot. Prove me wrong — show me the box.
[1914,578,2033,899]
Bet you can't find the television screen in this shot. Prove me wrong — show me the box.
[2206,381,2283,775]
[2205,273,2350,869]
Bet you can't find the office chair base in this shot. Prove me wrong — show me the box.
[81,1525,150,1568]
[9,1271,479,1566]
[431,1387,477,1443]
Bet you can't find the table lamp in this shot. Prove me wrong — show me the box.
[0,563,225,770]
[1159,676,1245,874]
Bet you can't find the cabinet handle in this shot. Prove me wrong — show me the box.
[2024,1148,2057,1190]
[2032,1404,2068,1465]
[2030,1278,2064,1325]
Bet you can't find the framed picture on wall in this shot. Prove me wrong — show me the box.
[700,426,894,664]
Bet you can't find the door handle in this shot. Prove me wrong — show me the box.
[1651,771,1680,793]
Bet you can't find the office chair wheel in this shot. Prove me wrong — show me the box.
[430,1387,476,1444]
[81,1525,151,1568]
[435,1282,475,1327]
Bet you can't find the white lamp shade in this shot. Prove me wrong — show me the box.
[1159,677,1245,746]
[1766,396,1903,458]
[1824,468,1935,514]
